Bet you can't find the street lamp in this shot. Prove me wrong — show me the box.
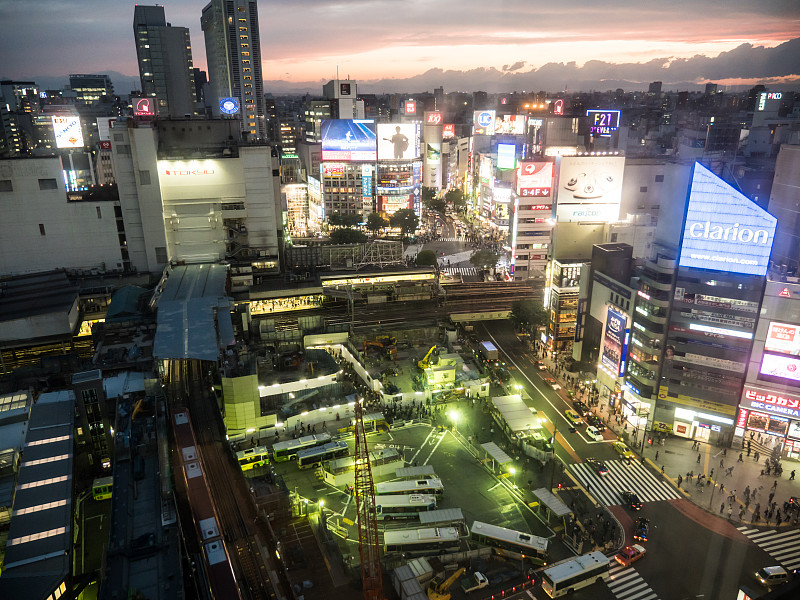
[509,466,517,489]
[449,410,460,432]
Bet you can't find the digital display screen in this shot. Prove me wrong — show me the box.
[321,119,377,161]
[496,143,516,170]
[679,163,777,276]
[601,306,627,375]
[587,109,620,137]
[765,321,800,356]
[495,115,526,135]
[377,123,420,161]
[760,353,800,385]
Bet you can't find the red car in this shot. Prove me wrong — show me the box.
[615,544,646,567]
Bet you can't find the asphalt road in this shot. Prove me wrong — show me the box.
[475,319,778,600]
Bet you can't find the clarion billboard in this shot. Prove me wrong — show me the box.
[678,163,777,276]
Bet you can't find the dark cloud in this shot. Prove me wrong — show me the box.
[503,61,527,72]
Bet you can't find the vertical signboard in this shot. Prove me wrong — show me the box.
[473,110,496,135]
[516,162,553,197]
[52,116,84,148]
[362,164,373,207]
[600,306,627,376]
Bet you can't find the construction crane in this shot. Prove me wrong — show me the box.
[354,399,384,600]
[418,345,439,369]
[427,567,465,600]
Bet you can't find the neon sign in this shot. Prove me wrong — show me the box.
[587,110,620,137]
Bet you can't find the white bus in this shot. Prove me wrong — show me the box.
[375,478,444,498]
[296,440,349,469]
[375,494,437,520]
[541,551,610,597]
[272,433,332,462]
[383,527,461,554]
[469,521,549,566]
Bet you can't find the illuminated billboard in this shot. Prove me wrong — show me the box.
[321,119,377,161]
[377,123,420,161]
[133,97,155,116]
[479,155,493,184]
[426,143,441,163]
[516,162,553,197]
[497,144,516,170]
[442,124,455,138]
[765,322,800,356]
[601,306,627,376]
[495,115,526,135]
[52,116,84,148]
[679,163,777,276]
[425,112,443,125]
[557,156,625,222]
[473,110,496,135]
[760,353,800,385]
[586,110,620,137]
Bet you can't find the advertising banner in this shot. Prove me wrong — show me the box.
[760,353,800,385]
[132,97,155,116]
[473,110,496,135]
[743,387,800,418]
[601,306,627,375]
[378,123,420,161]
[361,164,373,204]
[679,163,777,276]
[322,163,345,177]
[426,142,441,163]
[321,119,377,161]
[557,156,625,222]
[425,112,443,125]
[442,124,455,138]
[52,116,84,148]
[765,321,800,356]
[495,115,526,135]
[586,109,620,137]
[497,143,516,170]
[157,159,245,200]
[556,203,620,223]
[747,411,789,436]
[517,162,553,197]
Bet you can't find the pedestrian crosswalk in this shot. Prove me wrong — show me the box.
[736,526,800,570]
[568,459,683,506]
[441,267,477,276]
[438,237,467,242]
[607,562,659,600]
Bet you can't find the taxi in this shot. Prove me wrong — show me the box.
[615,544,646,567]
[612,440,635,460]
[564,409,583,427]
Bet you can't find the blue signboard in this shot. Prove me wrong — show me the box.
[219,97,240,115]
[321,119,377,161]
[600,306,626,375]
[679,163,777,276]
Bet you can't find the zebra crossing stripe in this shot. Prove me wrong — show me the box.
[441,267,477,275]
[568,459,682,506]
[608,563,660,600]
[736,527,800,570]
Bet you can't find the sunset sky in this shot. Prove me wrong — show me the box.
[1,0,798,92]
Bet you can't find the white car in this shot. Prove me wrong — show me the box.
[585,426,604,441]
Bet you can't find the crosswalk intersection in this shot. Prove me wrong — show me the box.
[568,459,683,506]
[607,561,659,600]
[440,267,478,276]
[736,526,800,570]
[437,237,466,242]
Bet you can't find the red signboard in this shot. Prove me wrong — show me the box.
[736,408,748,428]
[426,112,442,125]
[516,161,553,197]
[554,99,564,115]
[442,124,455,138]
[133,97,155,116]
[99,141,112,150]
[405,100,416,114]
[744,388,800,410]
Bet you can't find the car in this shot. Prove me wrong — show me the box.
[612,441,635,460]
[633,517,649,542]
[615,544,646,567]
[537,361,547,370]
[586,415,606,431]
[495,366,512,382]
[564,409,583,427]
[586,458,609,475]
[622,490,643,510]
[544,377,561,390]
[754,566,790,588]
[572,400,590,416]
[585,425,604,441]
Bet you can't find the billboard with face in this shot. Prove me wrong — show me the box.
[321,119,377,161]
[495,115,526,135]
[557,156,625,222]
[679,163,777,276]
[377,123,420,160]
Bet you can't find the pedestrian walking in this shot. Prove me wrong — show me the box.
[697,453,702,464]
[769,491,775,504]
[728,505,733,519]
[772,479,778,491]
[754,451,760,462]
[655,450,659,461]
[791,470,796,481]
[720,458,724,468]
[738,453,744,463]
[710,468,715,479]
[720,502,725,514]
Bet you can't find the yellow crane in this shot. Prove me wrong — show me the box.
[427,567,465,600]
[418,345,439,369]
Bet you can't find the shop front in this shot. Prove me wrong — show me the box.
[736,385,800,460]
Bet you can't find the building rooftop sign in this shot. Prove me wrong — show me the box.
[678,163,777,277]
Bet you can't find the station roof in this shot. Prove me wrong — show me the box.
[418,507,465,525]
[0,270,78,324]
[492,395,539,433]
[395,465,436,479]
[105,285,150,323]
[0,390,74,600]
[480,442,513,465]
[532,487,572,518]
[153,264,234,361]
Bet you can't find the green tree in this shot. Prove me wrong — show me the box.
[341,213,362,227]
[366,212,388,235]
[445,188,466,212]
[415,249,439,267]
[510,299,549,334]
[389,208,419,238]
[329,227,368,244]
[469,249,500,271]
[327,212,343,228]
[422,187,446,214]
[421,186,436,206]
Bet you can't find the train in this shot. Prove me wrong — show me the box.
[171,408,242,600]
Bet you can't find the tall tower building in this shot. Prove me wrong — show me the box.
[201,0,265,139]
[133,5,197,118]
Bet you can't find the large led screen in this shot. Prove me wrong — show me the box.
[52,116,84,148]
[495,115,526,135]
[321,119,377,161]
[679,162,777,276]
[760,353,800,385]
[557,156,625,222]
[600,306,627,375]
[473,110,496,135]
[516,162,553,197]
[765,321,800,356]
[377,123,420,161]
[497,144,516,170]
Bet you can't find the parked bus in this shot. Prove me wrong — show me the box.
[541,551,610,598]
[375,478,444,498]
[92,476,113,500]
[469,521,548,565]
[296,441,349,469]
[383,527,461,554]
[236,446,270,472]
[272,433,331,462]
[375,494,437,520]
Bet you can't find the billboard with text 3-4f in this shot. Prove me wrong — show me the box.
[321,119,377,161]
[516,162,553,197]
[679,162,777,276]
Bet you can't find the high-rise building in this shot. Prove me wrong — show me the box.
[768,145,800,273]
[202,0,265,138]
[69,74,114,104]
[133,5,197,118]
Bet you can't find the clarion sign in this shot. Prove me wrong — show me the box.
[687,221,770,245]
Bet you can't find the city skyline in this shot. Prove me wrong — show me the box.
[0,0,798,94]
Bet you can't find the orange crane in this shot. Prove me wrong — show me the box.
[354,400,384,600]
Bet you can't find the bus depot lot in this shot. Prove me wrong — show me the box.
[274,422,552,549]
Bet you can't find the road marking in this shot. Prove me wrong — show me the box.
[409,429,436,465]
[737,526,800,570]
[423,430,448,465]
[607,562,660,600]
[568,459,683,506]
